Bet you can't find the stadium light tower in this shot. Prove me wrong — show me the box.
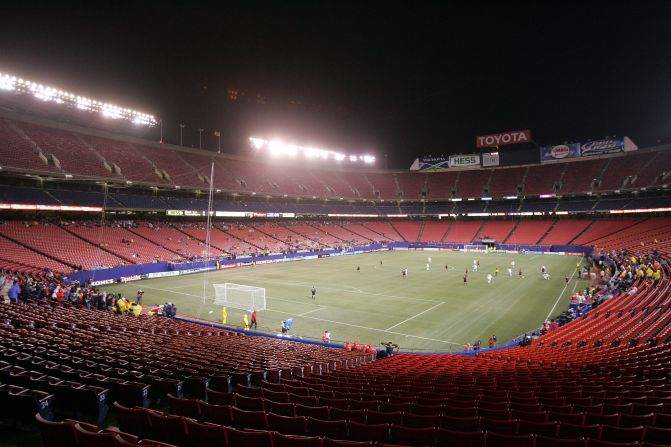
[179,123,185,146]
[214,130,221,153]
[198,128,204,149]
[0,72,157,126]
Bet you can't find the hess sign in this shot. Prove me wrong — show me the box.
[449,154,480,167]
[476,129,531,148]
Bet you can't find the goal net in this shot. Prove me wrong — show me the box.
[213,283,266,311]
[462,244,488,253]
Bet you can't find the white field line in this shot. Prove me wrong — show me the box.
[299,306,328,316]
[544,269,578,322]
[385,302,445,331]
[136,284,460,345]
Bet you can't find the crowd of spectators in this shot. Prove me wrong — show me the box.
[0,269,179,319]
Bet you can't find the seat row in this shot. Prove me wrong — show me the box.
[49,401,670,447]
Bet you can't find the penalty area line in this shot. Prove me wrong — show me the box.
[384,302,445,331]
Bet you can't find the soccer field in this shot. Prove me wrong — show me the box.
[101,250,587,352]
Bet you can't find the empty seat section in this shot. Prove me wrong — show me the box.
[395,172,425,200]
[420,221,450,242]
[505,220,555,245]
[426,171,459,199]
[444,220,483,243]
[487,167,526,197]
[539,220,593,245]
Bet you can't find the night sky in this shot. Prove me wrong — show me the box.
[1,1,671,168]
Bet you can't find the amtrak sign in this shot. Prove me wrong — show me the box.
[449,154,480,168]
[476,129,531,148]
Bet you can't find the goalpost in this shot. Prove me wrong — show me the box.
[213,283,267,311]
[462,244,488,253]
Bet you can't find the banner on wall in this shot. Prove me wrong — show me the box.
[409,156,450,170]
[580,137,638,156]
[449,154,480,168]
[481,152,500,167]
[476,129,531,148]
[540,143,581,161]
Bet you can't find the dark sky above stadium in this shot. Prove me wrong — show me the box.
[2,1,671,168]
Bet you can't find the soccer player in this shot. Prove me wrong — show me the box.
[565,276,569,284]
[511,260,516,268]
[357,265,360,272]
[250,309,257,329]
[427,256,432,264]
[487,273,493,284]
[495,268,499,277]
[541,265,546,274]
[426,263,430,271]
[473,259,478,272]
[508,267,513,276]
[542,272,550,280]
[519,268,524,278]
[311,286,316,300]
[463,274,468,285]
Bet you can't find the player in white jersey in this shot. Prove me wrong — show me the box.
[426,263,430,271]
[508,267,513,276]
[487,273,493,284]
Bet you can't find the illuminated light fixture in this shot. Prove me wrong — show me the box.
[481,197,492,201]
[539,194,554,199]
[450,198,462,202]
[467,198,475,201]
[0,71,157,126]
[250,137,265,149]
[286,144,299,156]
[504,195,518,200]
[249,136,374,165]
[268,140,286,155]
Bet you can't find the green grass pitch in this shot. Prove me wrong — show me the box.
[101,250,587,352]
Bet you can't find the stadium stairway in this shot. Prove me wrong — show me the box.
[567,220,597,245]
[470,220,489,243]
[416,222,426,242]
[60,225,137,265]
[502,220,521,244]
[439,219,455,243]
[125,227,190,258]
[333,223,374,244]
[537,219,558,245]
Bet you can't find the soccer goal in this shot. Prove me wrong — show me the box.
[462,244,488,253]
[213,283,266,311]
